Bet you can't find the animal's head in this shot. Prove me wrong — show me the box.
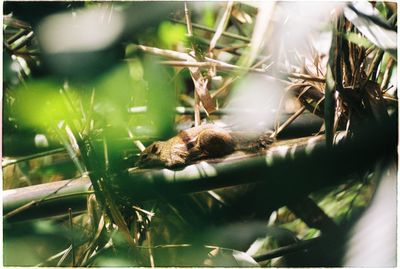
[135,142,165,168]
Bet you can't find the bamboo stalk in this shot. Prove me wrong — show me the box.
[4,116,396,223]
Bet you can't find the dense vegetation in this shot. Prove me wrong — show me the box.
[3,1,397,267]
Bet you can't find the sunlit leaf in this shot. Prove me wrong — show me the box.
[343,32,374,49]
[143,55,176,138]
[233,250,260,266]
[158,21,187,49]
[206,247,259,267]
[202,6,216,28]
[344,2,396,59]
[13,80,71,130]
[95,63,135,127]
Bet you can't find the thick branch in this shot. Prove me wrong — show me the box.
[3,116,396,223]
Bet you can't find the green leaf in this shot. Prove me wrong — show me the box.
[13,79,72,130]
[94,63,135,127]
[142,55,176,138]
[202,6,216,28]
[343,32,374,49]
[158,21,187,49]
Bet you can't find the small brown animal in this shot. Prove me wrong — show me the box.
[136,124,274,168]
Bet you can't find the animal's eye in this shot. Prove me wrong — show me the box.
[141,153,148,158]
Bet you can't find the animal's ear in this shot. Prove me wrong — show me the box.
[150,143,159,153]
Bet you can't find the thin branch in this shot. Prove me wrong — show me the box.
[170,19,251,42]
[381,57,394,90]
[130,44,192,61]
[184,2,202,125]
[3,16,32,30]
[128,106,292,117]
[367,49,384,81]
[11,31,34,51]
[2,147,66,168]
[284,72,326,83]
[194,89,201,126]
[6,28,30,44]
[68,208,76,267]
[4,190,94,220]
[57,245,72,266]
[210,57,274,99]
[271,106,307,138]
[132,45,288,85]
[253,236,322,262]
[35,247,71,267]
[211,77,238,98]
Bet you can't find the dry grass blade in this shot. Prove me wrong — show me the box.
[147,230,155,267]
[285,72,326,83]
[364,81,389,121]
[183,2,215,122]
[188,64,215,115]
[272,106,307,138]
[313,97,325,115]
[194,88,201,125]
[209,1,234,52]
[80,216,106,265]
[381,57,394,90]
[211,77,237,98]
[103,188,137,247]
[366,49,384,80]
[210,55,274,99]
[134,45,274,75]
[240,2,275,68]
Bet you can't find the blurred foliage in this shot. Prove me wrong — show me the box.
[202,6,216,28]
[13,80,72,130]
[4,219,79,266]
[158,21,187,49]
